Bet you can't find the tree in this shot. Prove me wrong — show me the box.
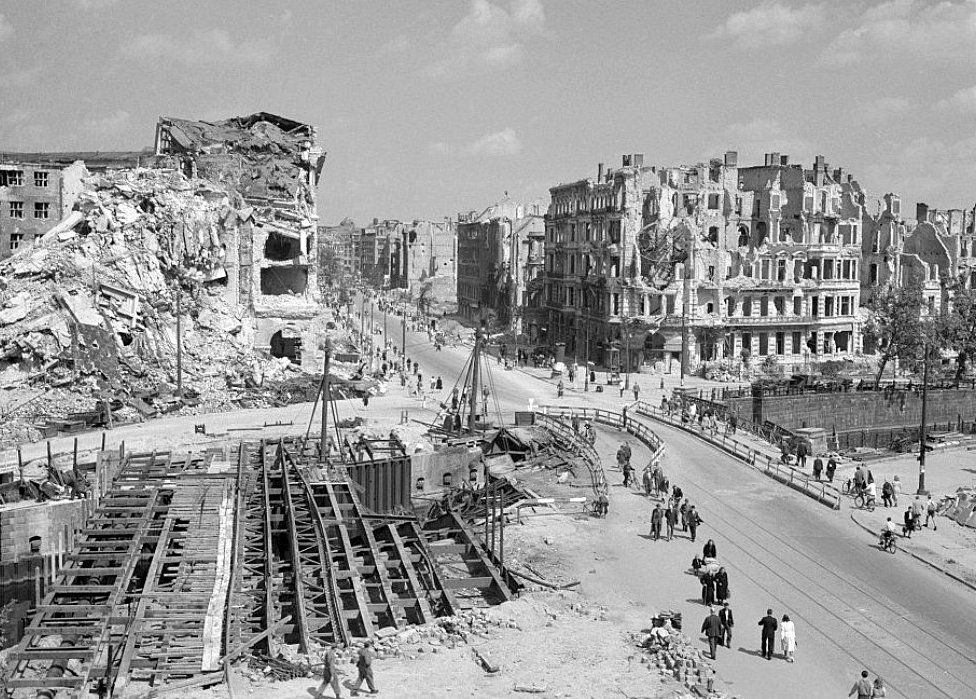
[864,281,924,387]
[938,280,976,383]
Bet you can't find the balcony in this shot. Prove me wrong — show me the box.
[725,314,816,326]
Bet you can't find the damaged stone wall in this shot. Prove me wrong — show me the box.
[155,113,326,369]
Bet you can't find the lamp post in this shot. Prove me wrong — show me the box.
[624,324,632,391]
[917,342,930,495]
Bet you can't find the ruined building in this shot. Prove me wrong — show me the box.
[456,199,545,335]
[543,153,866,373]
[155,113,327,366]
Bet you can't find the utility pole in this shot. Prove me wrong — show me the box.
[401,297,407,364]
[320,343,331,463]
[917,342,929,495]
[624,318,631,391]
[468,327,482,433]
[175,282,183,400]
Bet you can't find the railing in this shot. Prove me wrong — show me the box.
[536,405,667,471]
[719,379,976,401]
[532,412,607,497]
[631,401,841,510]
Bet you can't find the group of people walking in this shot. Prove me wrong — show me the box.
[700,605,796,664]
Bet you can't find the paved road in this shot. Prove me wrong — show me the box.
[368,295,976,698]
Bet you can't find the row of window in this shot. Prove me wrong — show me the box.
[0,170,49,188]
[5,201,49,219]
[731,330,851,357]
[733,294,857,318]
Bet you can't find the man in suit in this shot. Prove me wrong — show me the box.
[650,505,663,540]
[758,608,778,660]
[701,607,723,660]
[687,506,702,542]
[719,602,734,648]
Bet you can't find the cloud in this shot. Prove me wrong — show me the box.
[0,13,12,42]
[75,0,121,8]
[467,128,522,157]
[422,0,550,78]
[280,9,293,27]
[707,2,824,49]
[0,66,41,89]
[936,85,976,113]
[716,118,815,165]
[122,29,274,66]
[862,134,976,207]
[0,110,50,149]
[428,141,451,155]
[851,95,912,127]
[822,0,976,67]
[81,110,131,135]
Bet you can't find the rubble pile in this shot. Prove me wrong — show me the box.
[0,167,331,441]
[634,623,729,698]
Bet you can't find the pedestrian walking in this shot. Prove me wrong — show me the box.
[436,376,443,390]
[351,641,378,695]
[780,614,796,662]
[632,382,640,402]
[903,506,916,537]
[572,414,581,434]
[557,379,564,398]
[911,495,924,524]
[849,670,873,698]
[665,504,676,541]
[925,495,938,529]
[715,567,729,603]
[650,504,663,540]
[317,645,343,698]
[872,677,887,697]
[728,413,738,435]
[619,381,626,398]
[622,461,635,489]
[687,506,702,542]
[680,499,690,531]
[701,570,715,606]
[881,480,893,508]
[892,475,902,506]
[701,608,723,660]
[719,601,734,648]
[702,539,717,559]
[758,609,778,659]
[642,466,654,497]
[812,454,823,480]
[826,455,837,482]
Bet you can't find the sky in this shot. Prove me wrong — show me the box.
[1,0,975,225]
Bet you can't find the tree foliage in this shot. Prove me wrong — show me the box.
[938,279,976,382]
[864,280,925,386]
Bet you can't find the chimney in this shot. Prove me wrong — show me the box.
[764,153,771,166]
[622,154,632,167]
[916,202,929,223]
[770,152,780,167]
[724,150,738,167]
[814,155,825,170]
[780,154,789,166]
[597,162,604,181]
[833,167,845,181]
[814,155,826,186]
[633,153,644,168]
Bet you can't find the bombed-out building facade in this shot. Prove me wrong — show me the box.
[155,113,327,367]
[543,152,866,373]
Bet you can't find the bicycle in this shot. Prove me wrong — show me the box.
[879,533,897,554]
[853,492,876,511]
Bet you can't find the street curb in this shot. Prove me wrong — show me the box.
[848,511,976,593]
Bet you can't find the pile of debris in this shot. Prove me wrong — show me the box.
[634,617,730,698]
[0,167,343,441]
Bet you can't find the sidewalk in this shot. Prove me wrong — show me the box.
[850,507,976,590]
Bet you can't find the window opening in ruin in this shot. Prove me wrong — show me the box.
[825,297,834,316]
[666,295,676,314]
[770,194,780,210]
[794,296,802,315]
[743,297,752,316]
[723,334,734,357]
[776,332,785,355]
[260,267,308,295]
[8,201,24,219]
[707,265,715,280]
[774,297,784,315]
[707,226,719,244]
[777,259,786,281]
[118,332,133,347]
[811,297,819,316]
[755,222,768,246]
[708,194,719,210]
[264,232,302,261]
[792,332,801,354]
[34,171,48,188]
[742,333,752,354]
[29,536,41,554]
[759,333,768,355]
[706,302,714,314]
[0,170,24,187]
[648,295,662,315]
[9,232,24,250]
[726,297,734,316]
[807,332,818,354]
[270,330,303,365]
[760,297,769,316]
[34,202,50,219]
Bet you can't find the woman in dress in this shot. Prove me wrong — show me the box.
[714,567,729,604]
[780,614,796,662]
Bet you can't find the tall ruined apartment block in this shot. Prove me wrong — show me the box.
[544,152,866,373]
[155,113,326,366]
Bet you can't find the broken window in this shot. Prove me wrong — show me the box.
[649,295,662,315]
[260,267,308,295]
[804,195,814,212]
[666,295,676,314]
[34,170,48,188]
[774,296,784,315]
[793,297,802,315]
[612,293,619,315]
[755,222,768,246]
[743,297,752,316]
[9,232,23,250]
[707,265,715,280]
[841,296,851,315]
[707,226,719,244]
[759,333,769,355]
[1,170,24,186]
[777,259,786,281]
[270,330,303,365]
[726,297,735,316]
[708,194,720,210]
[760,297,769,316]
[825,297,834,316]
[761,260,770,279]
[811,297,819,317]
[823,260,833,280]
[737,226,749,248]
[33,202,50,219]
[706,302,714,314]
[792,332,801,354]
[8,201,24,219]
[776,332,785,355]
[742,332,752,353]
[808,331,818,354]
[264,231,302,261]
[683,194,698,214]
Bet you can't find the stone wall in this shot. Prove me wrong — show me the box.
[729,388,976,434]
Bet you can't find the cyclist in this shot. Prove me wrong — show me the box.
[879,517,897,549]
[863,480,877,508]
